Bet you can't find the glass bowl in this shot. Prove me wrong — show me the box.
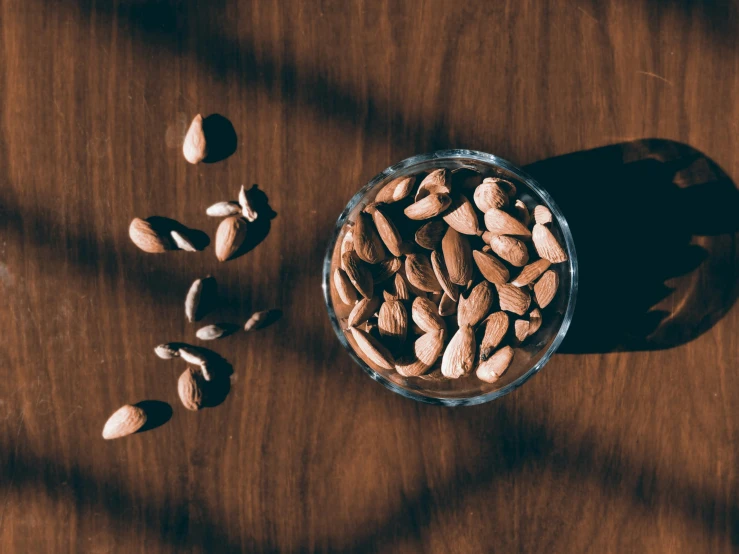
[322,150,578,406]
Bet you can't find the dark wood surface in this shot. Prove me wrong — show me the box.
[1,1,737,552]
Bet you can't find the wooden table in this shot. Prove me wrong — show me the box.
[1,1,737,552]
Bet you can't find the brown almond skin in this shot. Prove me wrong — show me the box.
[129,218,171,253]
[489,235,529,267]
[534,269,559,308]
[416,168,451,200]
[348,296,381,327]
[476,346,514,383]
[342,252,374,298]
[215,216,247,262]
[370,257,401,283]
[458,281,495,327]
[441,325,476,379]
[375,175,415,203]
[371,206,404,257]
[405,253,442,292]
[473,182,509,212]
[532,224,568,263]
[442,193,481,235]
[404,193,452,220]
[438,293,458,316]
[472,250,509,285]
[102,404,147,440]
[496,284,531,315]
[395,329,445,377]
[412,297,446,334]
[378,300,408,344]
[513,199,531,227]
[484,208,532,238]
[334,268,359,305]
[511,259,551,287]
[441,227,472,285]
[178,367,205,411]
[533,205,553,224]
[354,212,387,264]
[430,250,459,301]
[349,327,395,370]
[528,308,543,335]
[479,311,509,360]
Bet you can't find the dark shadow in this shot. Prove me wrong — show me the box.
[233,185,277,258]
[181,345,234,408]
[524,139,739,353]
[134,400,173,433]
[247,308,283,331]
[146,216,210,251]
[202,114,237,163]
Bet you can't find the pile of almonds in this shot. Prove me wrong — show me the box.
[333,168,568,384]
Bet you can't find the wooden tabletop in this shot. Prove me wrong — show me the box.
[1,1,737,552]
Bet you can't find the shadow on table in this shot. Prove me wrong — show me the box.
[524,139,739,354]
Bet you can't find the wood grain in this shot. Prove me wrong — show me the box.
[0,0,737,552]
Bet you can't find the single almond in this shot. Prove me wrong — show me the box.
[430,250,459,301]
[371,256,401,283]
[479,311,509,360]
[405,253,442,292]
[532,224,568,263]
[481,244,492,253]
[481,230,494,244]
[476,346,514,383]
[348,296,382,327]
[354,212,386,264]
[489,235,529,267]
[441,325,476,379]
[334,267,359,305]
[415,220,448,250]
[514,319,530,344]
[513,199,531,227]
[416,168,451,200]
[185,276,216,323]
[458,281,495,327]
[534,270,559,308]
[511,259,551,287]
[349,327,395,370]
[375,175,416,203]
[529,308,542,335]
[473,182,508,212]
[178,345,212,380]
[342,252,374,298]
[102,404,147,440]
[472,250,510,285]
[378,300,408,344]
[484,209,532,238]
[442,193,481,235]
[196,323,236,341]
[244,309,278,332]
[238,185,258,222]
[129,218,171,253]
[206,201,242,217]
[178,367,205,411]
[183,114,207,164]
[371,206,404,257]
[441,227,473,285]
[383,272,410,302]
[401,266,428,298]
[404,193,452,220]
[340,229,354,264]
[215,216,247,262]
[395,329,445,377]
[154,343,182,359]
[533,205,553,224]
[483,177,516,197]
[496,284,531,315]
[438,292,458,316]
[171,230,199,252]
[412,297,446,334]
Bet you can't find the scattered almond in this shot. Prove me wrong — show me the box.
[334,267,359,305]
[496,284,531,315]
[405,253,442,292]
[371,206,404,257]
[534,270,559,308]
[171,230,199,252]
[178,367,205,411]
[489,235,529,267]
[533,205,553,224]
[244,310,277,332]
[342,252,374,298]
[154,343,181,359]
[441,325,476,379]
[178,345,212,380]
[511,259,551,287]
[348,296,381,327]
[350,327,395,370]
[476,346,514,383]
[129,218,171,253]
[404,193,452,220]
[412,297,446,334]
[473,181,508,212]
[484,208,532,238]
[458,282,495,327]
[442,193,481,235]
[376,175,416,203]
[215,216,247,262]
[430,250,459,301]
[185,276,216,323]
[354,212,386,264]
[206,201,242,217]
[183,114,207,164]
[479,312,509,360]
[238,185,258,222]
[196,324,234,341]
[472,250,509,285]
[102,404,147,440]
[441,227,472,285]
[532,224,568,263]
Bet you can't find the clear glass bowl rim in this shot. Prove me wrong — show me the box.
[322,149,579,406]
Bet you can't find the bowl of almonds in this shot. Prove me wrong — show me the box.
[323,150,577,405]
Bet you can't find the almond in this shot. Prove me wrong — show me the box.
[383,272,410,302]
[196,323,236,341]
[430,250,459,301]
[378,300,408,344]
[438,293,458,316]
[483,177,516,197]
[476,346,514,383]
[532,224,568,263]
[496,284,531,315]
[416,168,451,200]
[178,367,205,411]
[458,281,495,327]
[185,276,216,323]
[479,311,509,360]
[529,308,542,335]
[354,212,386,264]
[489,235,529,267]
[178,345,212,380]
[171,230,199,252]
[395,329,445,377]
[513,199,531,227]
[533,205,553,224]
[511,259,551,287]
[348,296,381,327]
[349,327,395,370]
[404,193,452,220]
[412,296,446,334]
[238,185,258,222]
[441,227,472,285]
[129,218,172,253]
[405,253,442,292]
[243,309,278,332]
[215,216,247,262]
[183,114,207,164]
[484,209,532,238]
[371,206,404,257]
[472,250,510,285]
[513,319,530,344]
[415,220,447,250]
[102,404,147,440]
[334,267,359,305]
[473,182,508,212]
[342,252,374,298]
[441,325,476,379]
[371,256,402,283]
[534,269,559,308]
[375,175,416,203]
[340,229,354,263]
[206,201,242,217]
[154,343,182,359]
[442,193,481,235]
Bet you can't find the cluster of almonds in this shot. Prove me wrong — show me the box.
[333,168,568,384]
